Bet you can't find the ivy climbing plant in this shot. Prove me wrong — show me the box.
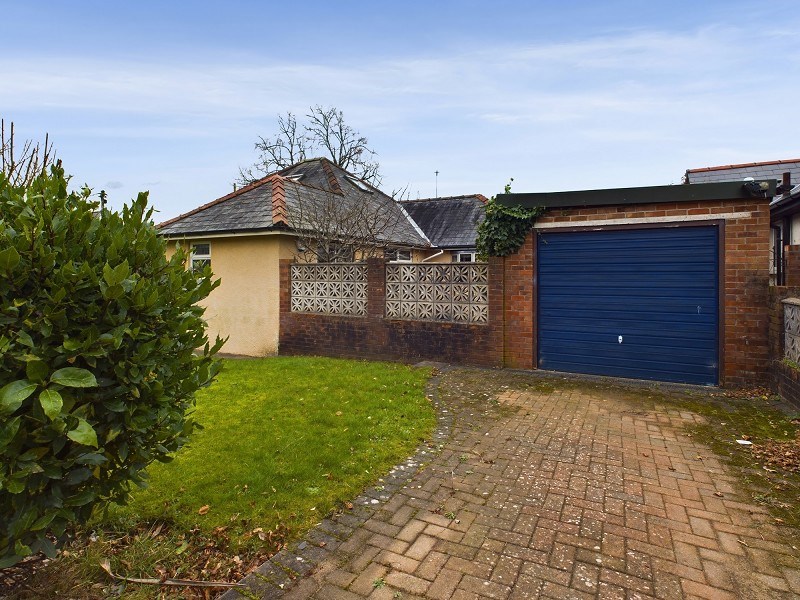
[476,179,544,258]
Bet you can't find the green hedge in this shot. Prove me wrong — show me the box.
[0,165,222,566]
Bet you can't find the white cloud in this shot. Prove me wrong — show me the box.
[2,20,797,218]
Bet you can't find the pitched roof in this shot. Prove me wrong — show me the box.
[157,158,428,247]
[685,159,800,185]
[399,195,487,249]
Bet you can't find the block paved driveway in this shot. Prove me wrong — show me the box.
[223,368,800,600]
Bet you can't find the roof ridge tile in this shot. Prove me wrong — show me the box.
[271,177,288,225]
[320,158,344,194]
[400,193,488,203]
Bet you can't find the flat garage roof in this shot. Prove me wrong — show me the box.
[496,180,776,209]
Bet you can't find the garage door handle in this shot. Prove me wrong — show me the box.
[618,335,623,344]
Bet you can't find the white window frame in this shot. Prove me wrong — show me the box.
[190,242,211,271]
[386,248,413,263]
[346,175,374,193]
[453,251,476,263]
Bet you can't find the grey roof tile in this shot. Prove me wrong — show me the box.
[686,160,800,185]
[158,159,428,248]
[399,195,486,249]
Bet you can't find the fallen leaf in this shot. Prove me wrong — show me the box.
[198,505,210,515]
[713,492,723,497]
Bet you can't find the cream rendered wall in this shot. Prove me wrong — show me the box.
[165,235,296,356]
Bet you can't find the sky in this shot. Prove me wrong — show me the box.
[1,0,798,222]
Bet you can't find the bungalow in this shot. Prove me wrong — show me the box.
[157,158,486,355]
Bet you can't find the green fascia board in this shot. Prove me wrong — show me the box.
[496,180,777,209]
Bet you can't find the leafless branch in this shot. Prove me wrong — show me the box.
[1,119,56,187]
[237,112,310,186]
[305,106,380,185]
[390,183,412,200]
[290,186,408,262]
[237,106,381,186]
[99,560,245,589]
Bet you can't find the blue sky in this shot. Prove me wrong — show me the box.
[2,1,798,221]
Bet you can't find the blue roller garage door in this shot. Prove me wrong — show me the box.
[537,226,719,385]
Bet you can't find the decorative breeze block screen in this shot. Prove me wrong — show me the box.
[291,263,367,316]
[784,299,800,363]
[386,263,489,324]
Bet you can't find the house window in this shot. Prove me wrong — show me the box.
[452,251,476,263]
[191,243,211,271]
[318,242,354,262]
[386,248,412,262]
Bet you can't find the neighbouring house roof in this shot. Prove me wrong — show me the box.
[685,158,800,186]
[685,159,800,219]
[771,184,800,219]
[399,195,488,249]
[157,158,429,248]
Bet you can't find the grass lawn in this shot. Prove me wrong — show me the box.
[11,356,435,599]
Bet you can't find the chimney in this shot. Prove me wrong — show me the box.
[783,172,791,189]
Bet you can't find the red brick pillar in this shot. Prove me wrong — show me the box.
[785,245,800,286]
[279,259,291,314]
[365,258,386,319]
[502,231,536,369]
[487,256,506,367]
[365,258,389,353]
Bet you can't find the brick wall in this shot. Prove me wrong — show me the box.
[501,236,535,369]
[767,286,800,409]
[279,198,771,388]
[279,258,504,367]
[785,245,800,286]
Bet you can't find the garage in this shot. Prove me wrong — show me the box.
[537,225,719,385]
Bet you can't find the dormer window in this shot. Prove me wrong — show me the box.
[346,175,373,193]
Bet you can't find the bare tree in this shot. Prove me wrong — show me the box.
[237,112,309,184]
[290,186,411,263]
[1,119,56,187]
[238,106,381,186]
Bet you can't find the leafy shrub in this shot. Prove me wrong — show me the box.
[476,179,543,258]
[0,165,222,567]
